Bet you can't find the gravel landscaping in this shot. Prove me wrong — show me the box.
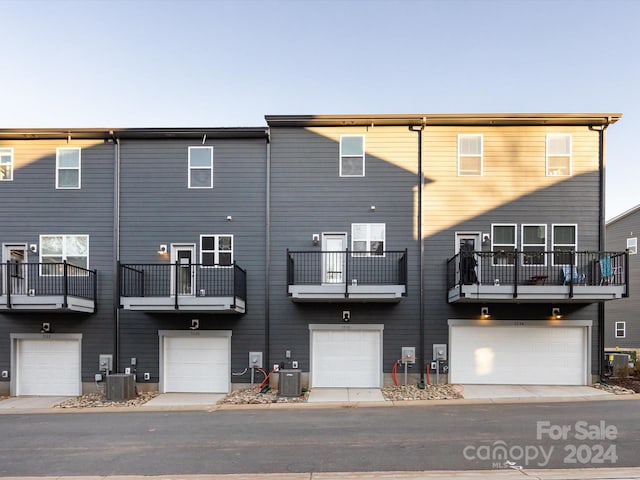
[217,387,309,404]
[382,384,464,401]
[54,391,159,408]
[592,382,636,395]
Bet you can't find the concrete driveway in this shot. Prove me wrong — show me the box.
[461,384,613,400]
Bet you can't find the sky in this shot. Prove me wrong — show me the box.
[2,0,638,220]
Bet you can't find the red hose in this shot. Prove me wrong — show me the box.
[392,360,400,386]
[425,363,431,386]
[259,368,276,389]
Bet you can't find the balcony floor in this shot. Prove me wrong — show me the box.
[120,296,245,313]
[289,284,406,303]
[0,295,95,313]
[448,284,627,303]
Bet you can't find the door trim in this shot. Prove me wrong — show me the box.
[2,243,27,295]
[321,232,347,284]
[170,243,196,296]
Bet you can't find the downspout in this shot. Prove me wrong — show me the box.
[590,119,610,379]
[113,135,121,373]
[265,131,271,369]
[409,117,426,384]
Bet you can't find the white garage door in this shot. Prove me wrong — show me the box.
[311,327,382,388]
[17,338,81,396]
[163,336,230,393]
[450,325,587,385]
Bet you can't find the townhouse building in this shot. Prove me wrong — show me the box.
[0,113,628,396]
[605,204,639,353]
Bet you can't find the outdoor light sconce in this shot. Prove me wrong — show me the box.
[157,244,168,255]
[370,205,376,211]
[552,307,562,319]
[29,244,38,253]
[481,307,490,319]
[226,215,232,221]
[342,310,351,322]
[190,319,199,330]
[41,322,51,333]
[312,234,319,245]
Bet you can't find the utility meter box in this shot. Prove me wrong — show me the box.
[249,352,263,369]
[279,369,301,397]
[401,347,416,364]
[433,344,447,361]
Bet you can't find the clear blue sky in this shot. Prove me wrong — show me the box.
[2,0,638,219]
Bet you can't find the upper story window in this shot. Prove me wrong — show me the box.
[352,223,385,256]
[552,224,577,265]
[521,224,547,265]
[615,321,626,338]
[188,146,213,188]
[40,234,89,275]
[0,148,13,181]
[56,147,81,189]
[492,224,516,265]
[546,134,572,176]
[627,237,637,255]
[200,234,233,266]
[340,135,365,177]
[458,134,483,176]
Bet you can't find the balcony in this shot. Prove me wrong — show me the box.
[0,261,97,313]
[447,250,628,303]
[287,249,407,302]
[119,262,246,313]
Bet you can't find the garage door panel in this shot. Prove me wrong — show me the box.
[17,339,81,396]
[311,329,381,388]
[451,326,586,385]
[163,336,230,393]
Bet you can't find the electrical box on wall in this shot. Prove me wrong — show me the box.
[433,344,447,361]
[401,347,416,364]
[99,354,113,373]
[249,352,263,369]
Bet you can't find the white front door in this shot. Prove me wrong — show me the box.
[2,244,27,295]
[455,233,481,285]
[171,244,196,296]
[322,233,347,284]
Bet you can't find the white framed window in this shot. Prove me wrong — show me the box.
[340,135,365,177]
[39,234,89,275]
[0,148,13,181]
[546,134,572,176]
[615,321,626,338]
[458,134,483,176]
[627,237,637,255]
[56,147,81,189]
[351,223,385,256]
[492,224,517,265]
[200,234,233,266]
[521,224,547,265]
[188,146,213,188]
[552,224,577,265]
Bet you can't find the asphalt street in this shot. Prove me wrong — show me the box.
[1,400,638,476]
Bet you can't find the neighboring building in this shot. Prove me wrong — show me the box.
[0,113,629,396]
[605,204,639,354]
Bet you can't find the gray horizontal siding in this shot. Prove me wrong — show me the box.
[605,211,639,349]
[0,139,115,381]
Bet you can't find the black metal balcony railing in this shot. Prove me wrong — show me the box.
[119,262,247,307]
[1,261,97,309]
[287,249,408,288]
[447,250,629,297]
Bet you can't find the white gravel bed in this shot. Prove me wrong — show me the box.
[591,383,636,395]
[54,391,159,408]
[382,384,464,401]
[217,387,308,404]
